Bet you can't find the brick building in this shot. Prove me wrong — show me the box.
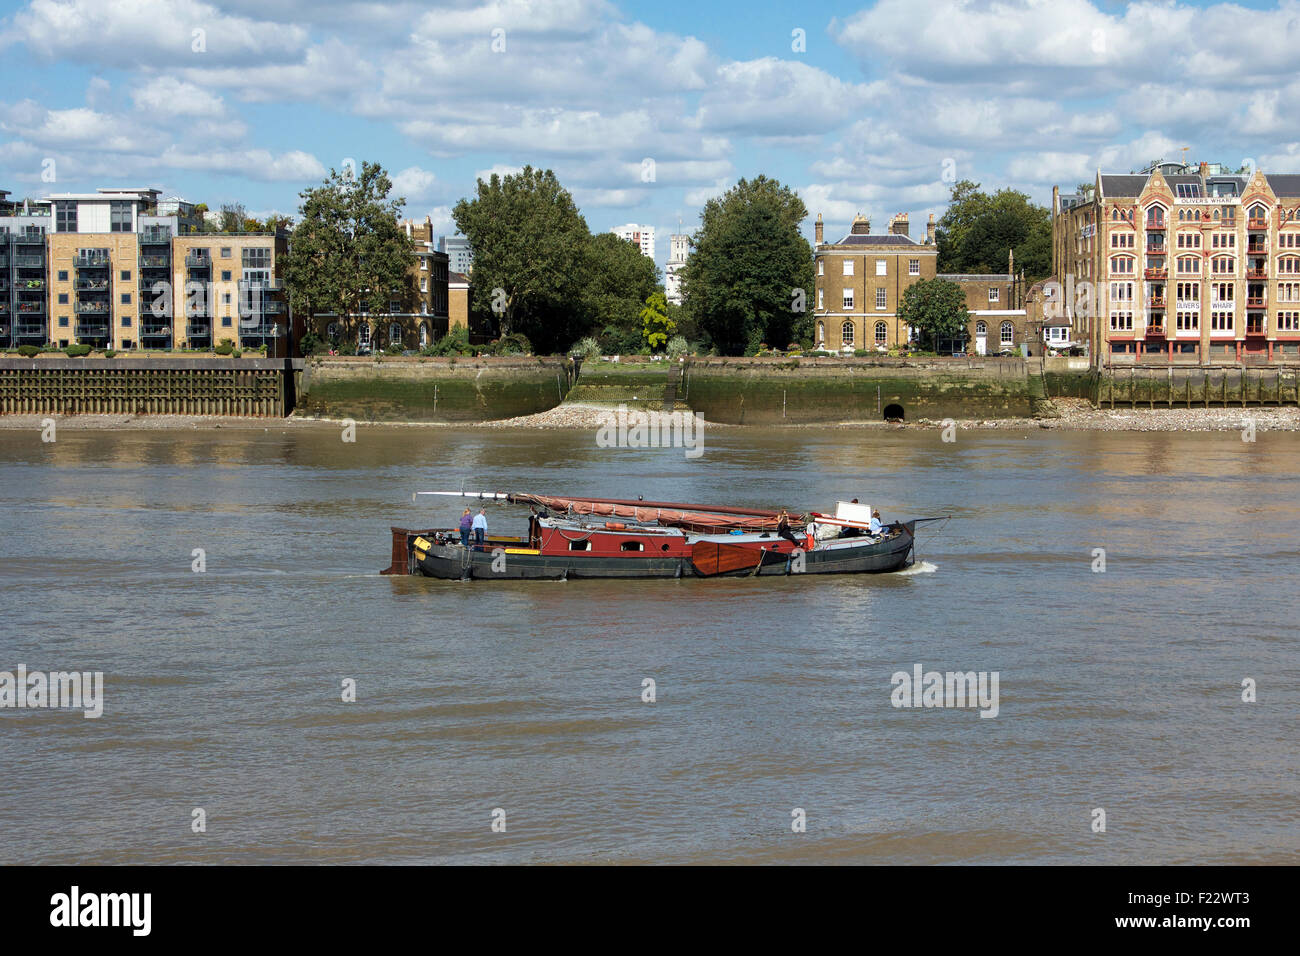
[1052,160,1300,365]
[812,211,1032,354]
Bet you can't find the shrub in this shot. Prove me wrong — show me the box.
[421,326,472,357]
[64,344,92,357]
[853,349,870,357]
[104,350,117,358]
[17,345,40,358]
[299,330,325,355]
[807,350,831,357]
[665,335,688,360]
[232,348,242,358]
[572,336,602,361]
[215,339,235,356]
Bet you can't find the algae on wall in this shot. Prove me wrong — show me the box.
[684,362,1034,423]
[297,359,573,422]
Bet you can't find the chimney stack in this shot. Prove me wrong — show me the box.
[850,212,871,235]
[926,213,936,245]
[889,212,910,236]
[815,212,823,245]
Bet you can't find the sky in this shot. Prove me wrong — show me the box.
[2,0,1299,277]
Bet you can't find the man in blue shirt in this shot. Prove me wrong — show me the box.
[472,508,487,548]
[869,509,882,536]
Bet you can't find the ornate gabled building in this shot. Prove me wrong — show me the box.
[1053,160,1300,366]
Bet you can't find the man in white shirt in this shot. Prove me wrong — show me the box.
[472,508,487,548]
[869,510,882,536]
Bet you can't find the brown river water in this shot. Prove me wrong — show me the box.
[0,423,1297,864]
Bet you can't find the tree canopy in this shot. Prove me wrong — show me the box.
[897,278,970,351]
[282,161,413,337]
[680,175,814,354]
[936,180,1051,280]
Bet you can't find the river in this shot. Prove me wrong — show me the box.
[1,423,1296,864]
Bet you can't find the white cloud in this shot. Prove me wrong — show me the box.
[389,165,438,200]
[132,76,226,117]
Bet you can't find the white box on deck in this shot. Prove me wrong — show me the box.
[834,501,872,524]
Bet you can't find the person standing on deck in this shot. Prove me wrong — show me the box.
[472,508,487,549]
[459,508,473,548]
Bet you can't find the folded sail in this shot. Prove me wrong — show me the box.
[508,493,798,532]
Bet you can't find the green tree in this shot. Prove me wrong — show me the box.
[681,175,814,355]
[452,166,590,353]
[219,202,246,233]
[640,291,675,351]
[936,180,1052,280]
[282,162,414,342]
[897,278,969,351]
[584,231,660,350]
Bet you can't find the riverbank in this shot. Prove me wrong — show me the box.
[4,398,1299,432]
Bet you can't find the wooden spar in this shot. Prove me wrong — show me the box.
[411,490,786,519]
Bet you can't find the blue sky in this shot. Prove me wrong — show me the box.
[3,0,1299,276]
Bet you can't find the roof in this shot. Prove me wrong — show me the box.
[938,273,1012,281]
[448,271,470,284]
[827,234,924,247]
[1099,175,1148,197]
[1266,174,1300,197]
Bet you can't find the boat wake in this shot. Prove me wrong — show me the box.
[898,560,938,576]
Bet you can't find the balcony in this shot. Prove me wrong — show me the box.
[185,322,212,338]
[139,254,170,268]
[1144,267,1168,280]
[1145,318,1165,335]
[1246,296,1266,308]
[139,229,172,245]
[74,301,110,315]
[239,322,284,338]
[140,323,173,338]
[1247,217,1268,230]
[1247,266,1268,279]
[1148,296,1167,309]
[1247,242,1267,254]
[74,278,110,292]
[185,252,211,268]
[185,302,211,318]
[1146,242,1166,254]
[1246,319,1266,335]
[75,321,110,338]
[16,302,45,314]
[14,254,45,268]
[15,323,47,337]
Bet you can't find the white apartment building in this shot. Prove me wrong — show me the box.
[611,223,655,261]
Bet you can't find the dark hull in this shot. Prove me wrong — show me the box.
[412,524,915,581]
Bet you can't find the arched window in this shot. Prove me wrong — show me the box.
[1000,321,1014,346]
[326,322,338,339]
[389,323,401,345]
[1110,256,1134,275]
[874,321,887,346]
[841,320,855,348]
[1112,208,1119,221]
[816,320,825,345]
[1177,255,1200,275]
[1178,210,1186,221]
[976,320,987,336]
[1146,204,1166,227]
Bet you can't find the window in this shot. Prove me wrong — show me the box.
[220,247,232,258]
[817,288,823,310]
[1176,311,1199,332]
[120,270,131,281]
[58,293,68,304]
[874,321,887,346]
[55,201,77,232]
[909,259,919,276]
[841,321,855,347]
[875,288,886,310]
[1278,257,1300,275]
[816,321,825,344]
[1211,311,1234,332]
[420,278,427,293]
[569,540,590,551]
[110,202,132,232]
[1176,232,1201,249]
[817,260,824,276]
[842,289,854,310]
[120,316,131,327]
[419,324,429,347]
[975,320,987,336]
[58,270,68,281]
[1109,311,1134,331]
[221,270,232,281]
[1111,232,1134,249]
[1278,311,1300,332]
[1211,232,1235,249]
[420,258,428,270]
[221,316,232,327]
[1210,256,1235,275]
[988,287,999,303]
[1110,281,1134,303]
[241,247,271,269]
[358,323,371,345]
[222,293,232,304]
[327,323,339,339]
[1279,233,1300,249]
[1146,204,1166,227]
[58,316,69,327]
[1175,183,1201,198]
[875,259,887,276]
[1176,256,1200,275]
[620,541,644,552]
[389,323,401,344]
[1110,256,1134,274]
[1175,282,1200,306]
[843,259,854,276]
[1278,282,1300,303]
[121,293,131,304]
[1000,321,1014,345]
